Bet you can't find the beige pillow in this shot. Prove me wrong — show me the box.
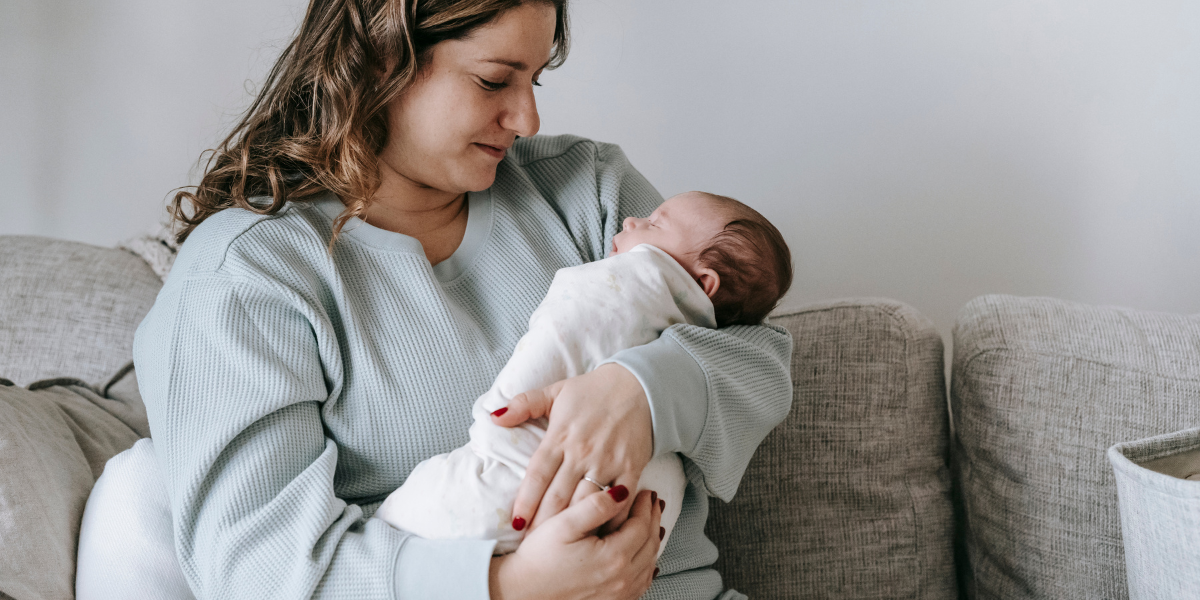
[0,378,142,600]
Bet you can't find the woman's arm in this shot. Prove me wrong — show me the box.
[603,321,793,500]
[136,272,496,599]
[498,322,792,520]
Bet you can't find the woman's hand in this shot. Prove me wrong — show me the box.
[489,487,663,600]
[491,363,654,530]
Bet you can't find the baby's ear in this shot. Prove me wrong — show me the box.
[696,267,720,299]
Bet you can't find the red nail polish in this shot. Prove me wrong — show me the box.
[512,516,526,531]
[654,567,660,577]
[491,407,508,417]
[608,485,629,502]
[659,498,665,511]
[650,491,658,505]
[659,526,665,540]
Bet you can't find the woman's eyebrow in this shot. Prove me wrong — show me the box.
[479,58,551,71]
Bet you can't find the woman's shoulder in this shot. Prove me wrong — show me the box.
[503,134,644,213]
[171,200,329,281]
[507,134,631,171]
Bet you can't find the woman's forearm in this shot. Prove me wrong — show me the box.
[602,322,793,501]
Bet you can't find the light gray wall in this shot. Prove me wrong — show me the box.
[3,0,1198,346]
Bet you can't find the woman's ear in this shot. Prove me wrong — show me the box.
[696,267,720,299]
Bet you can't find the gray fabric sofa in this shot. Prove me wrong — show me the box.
[2,234,1198,599]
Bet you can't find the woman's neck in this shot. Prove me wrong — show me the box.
[364,190,466,238]
[359,168,470,265]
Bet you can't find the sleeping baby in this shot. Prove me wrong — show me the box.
[372,191,793,556]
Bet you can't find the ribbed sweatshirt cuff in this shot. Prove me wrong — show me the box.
[602,333,709,457]
[393,537,497,599]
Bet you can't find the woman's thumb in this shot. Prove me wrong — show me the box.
[553,486,630,540]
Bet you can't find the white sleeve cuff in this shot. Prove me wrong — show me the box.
[602,332,709,457]
[392,536,497,599]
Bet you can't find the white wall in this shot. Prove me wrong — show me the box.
[3,0,1199,347]
[0,0,301,243]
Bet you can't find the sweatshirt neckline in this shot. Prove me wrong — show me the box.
[310,190,494,283]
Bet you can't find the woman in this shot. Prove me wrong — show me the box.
[136,0,792,597]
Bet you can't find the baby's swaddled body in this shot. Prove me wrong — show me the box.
[373,243,716,554]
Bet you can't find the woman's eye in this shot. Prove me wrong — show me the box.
[532,79,542,87]
[479,78,506,91]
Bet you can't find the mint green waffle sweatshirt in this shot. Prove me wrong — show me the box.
[134,134,793,600]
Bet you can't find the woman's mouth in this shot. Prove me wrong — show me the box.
[475,143,506,159]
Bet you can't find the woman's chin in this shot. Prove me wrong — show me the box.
[458,166,500,193]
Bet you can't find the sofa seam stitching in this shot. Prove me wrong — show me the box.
[956,346,1200,384]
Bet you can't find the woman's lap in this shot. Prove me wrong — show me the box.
[75,439,745,600]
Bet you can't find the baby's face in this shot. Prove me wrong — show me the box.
[610,192,727,274]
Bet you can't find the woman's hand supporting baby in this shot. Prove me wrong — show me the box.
[489,487,662,600]
[487,363,660,598]
[492,363,655,531]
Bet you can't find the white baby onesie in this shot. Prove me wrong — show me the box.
[373,244,717,555]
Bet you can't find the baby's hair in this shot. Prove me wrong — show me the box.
[693,193,793,327]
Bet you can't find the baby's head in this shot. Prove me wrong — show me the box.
[612,191,793,327]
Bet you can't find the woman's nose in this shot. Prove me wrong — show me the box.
[501,84,540,138]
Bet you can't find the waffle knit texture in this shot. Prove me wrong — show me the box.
[134,134,793,600]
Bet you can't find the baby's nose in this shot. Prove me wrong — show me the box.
[622,216,637,230]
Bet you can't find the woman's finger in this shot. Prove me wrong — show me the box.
[569,478,595,507]
[629,490,664,570]
[511,442,563,529]
[549,485,630,543]
[530,460,586,528]
[603,489,655,558]
[600,471,644,532]
[491,383,559,427]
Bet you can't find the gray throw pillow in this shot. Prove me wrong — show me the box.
[952,294,1200,599]
[0,378,143,600]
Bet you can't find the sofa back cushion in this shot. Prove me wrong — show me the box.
[951,294,1200,599]
[707,299,956,599]
[0,236,162,386]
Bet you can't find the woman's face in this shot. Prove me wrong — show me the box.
[380,2,556,197]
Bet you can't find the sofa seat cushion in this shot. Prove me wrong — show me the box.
[951,294,1200,599]
[0,236,162,387]
[0,379,144,600]
[707,299,955,599]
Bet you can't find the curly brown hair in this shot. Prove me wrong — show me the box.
[169,0,569,246]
